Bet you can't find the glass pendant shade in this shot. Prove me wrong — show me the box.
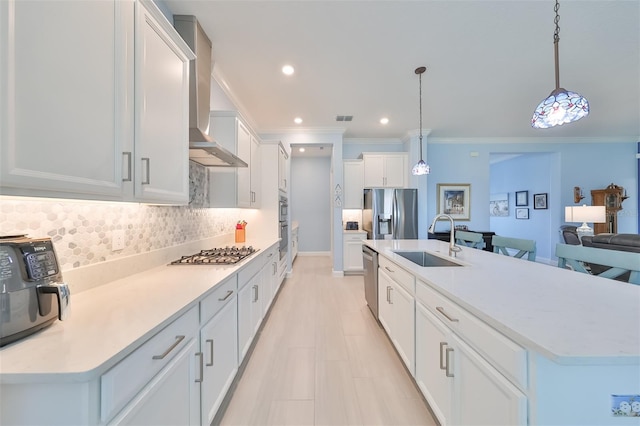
[412,66,430,175]
[532,88,589,129]
[412,158,430,175]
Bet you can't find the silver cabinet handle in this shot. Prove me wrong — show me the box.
[252,285,259,302]
[389,287,393,304]
[195,352,203,382]
[436,306,459,322]
[439,342,447,370]
[152,335,185,360]
[445,347,454,377]
[122,152,132,182]
[141,157,150,184]
[386,285,391,303]
[218,290,234,301]
[206,339,214,366]
[384,266,395,273]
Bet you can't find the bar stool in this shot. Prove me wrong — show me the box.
[491,235,537,261]
[555,243,640,285]
[455,230,484,249]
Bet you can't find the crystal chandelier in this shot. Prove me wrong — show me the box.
[531,0,589,129]
[412,66,430,175]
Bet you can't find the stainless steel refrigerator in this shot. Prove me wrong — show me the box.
[362,188,418,240]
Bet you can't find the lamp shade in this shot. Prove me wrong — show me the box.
[565,205,606,223]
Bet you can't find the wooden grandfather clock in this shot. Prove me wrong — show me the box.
[590,183,627,234]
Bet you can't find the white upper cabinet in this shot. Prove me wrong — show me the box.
[278,144,288,193]
[343,160,364,209]
[209,111,261,208]
[362,153,408,188]
[0,0,193,203]
[134,1,191,204]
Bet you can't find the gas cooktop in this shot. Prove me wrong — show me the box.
[170,246,258,265]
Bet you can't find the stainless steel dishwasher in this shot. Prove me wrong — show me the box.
[362,245,379,319]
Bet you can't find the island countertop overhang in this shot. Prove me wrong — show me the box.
[364,239,640,365]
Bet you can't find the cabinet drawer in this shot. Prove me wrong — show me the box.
[201,275,238,325]
[379,256,415,293]
[238,252,264,289]
[100,305,198,422]
[416,280,527,390]
[344,232,366,241]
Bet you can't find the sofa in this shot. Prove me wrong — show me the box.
[580,233,640,281]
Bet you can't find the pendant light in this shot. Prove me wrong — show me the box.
[531,0,589,129]
[412,66,430,175]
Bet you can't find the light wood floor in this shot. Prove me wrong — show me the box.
[220,256,437,426]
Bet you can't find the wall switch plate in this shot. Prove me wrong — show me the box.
[112,230,125,251]
[611,395,640,417]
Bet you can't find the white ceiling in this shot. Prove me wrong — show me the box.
[163,0,640,142]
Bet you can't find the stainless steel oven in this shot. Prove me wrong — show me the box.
[279,195,288,259]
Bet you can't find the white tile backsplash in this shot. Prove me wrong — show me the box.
[0,196,245,271]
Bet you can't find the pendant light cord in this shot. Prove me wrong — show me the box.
[553,0,560,90]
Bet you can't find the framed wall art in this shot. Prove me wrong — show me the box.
[489,193,509,217]
[437,183,471,220]
[516,208,529,219]
[515,191,528,206]
[534,193,548,209]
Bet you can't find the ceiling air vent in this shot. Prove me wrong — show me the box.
[336,115,353,122]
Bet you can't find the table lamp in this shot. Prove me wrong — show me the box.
[565,205,606,241]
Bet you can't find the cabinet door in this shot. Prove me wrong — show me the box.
[452,335,527,426]
[416,303,452,425]
[363,155,385,187]
[383,155,407,188]
[134,2,189,203]
[343,161,364,208]
[0,0,131,199]
[236,120,251,207]
[111,338,200,426]
[250,136,261,207]
[391,281,415,374]
[377,268,394,336]
[200,298,238,425]
[343,235,365,271]
[237,277,254,363]
[278,145,288,192]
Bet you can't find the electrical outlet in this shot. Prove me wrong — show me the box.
[112,230,125,252]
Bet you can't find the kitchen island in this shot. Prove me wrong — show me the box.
[365,238,640,425]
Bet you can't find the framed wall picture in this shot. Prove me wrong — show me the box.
[437,183,471,221]
[516,208,529,219]
[489,193,509,217]
[515,191,528,206]
[534,193,548,209]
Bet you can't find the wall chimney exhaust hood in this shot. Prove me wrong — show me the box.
[173,15,247,167]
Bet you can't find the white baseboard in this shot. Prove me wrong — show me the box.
[332,270,344,277]
[298,251,331,257]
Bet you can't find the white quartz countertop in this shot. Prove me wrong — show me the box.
[0,238,279,384]
[365,239,640,365]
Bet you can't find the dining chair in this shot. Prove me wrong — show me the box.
[491,235,537,261]
[555,243,640,285]
[455,230,484,249]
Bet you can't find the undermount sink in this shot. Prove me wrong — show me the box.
[392,251,463,267]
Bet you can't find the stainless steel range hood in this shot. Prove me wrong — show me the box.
[174,15,247,167]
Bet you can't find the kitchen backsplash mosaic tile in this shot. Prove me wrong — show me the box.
[0,197,242,271]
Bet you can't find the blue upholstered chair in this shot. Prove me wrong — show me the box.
[491,235,537,261]
[455,230,484,249]
[555,243,640,285]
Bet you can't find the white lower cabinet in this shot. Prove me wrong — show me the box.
[238,267,264,363]
[199,281,239,426]
[414,278,527,426]
[343,231,367,272]
[377,263,415,374]
[110,338,200,425]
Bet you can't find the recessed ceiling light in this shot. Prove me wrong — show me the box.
[294,117,303,124]
[282,65,295,75]
[380,117,389,125]
[299,147,305,153]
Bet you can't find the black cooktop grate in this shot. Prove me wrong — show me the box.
[170,246,258,265]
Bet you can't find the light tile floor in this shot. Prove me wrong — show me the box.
[220,256,437,426]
